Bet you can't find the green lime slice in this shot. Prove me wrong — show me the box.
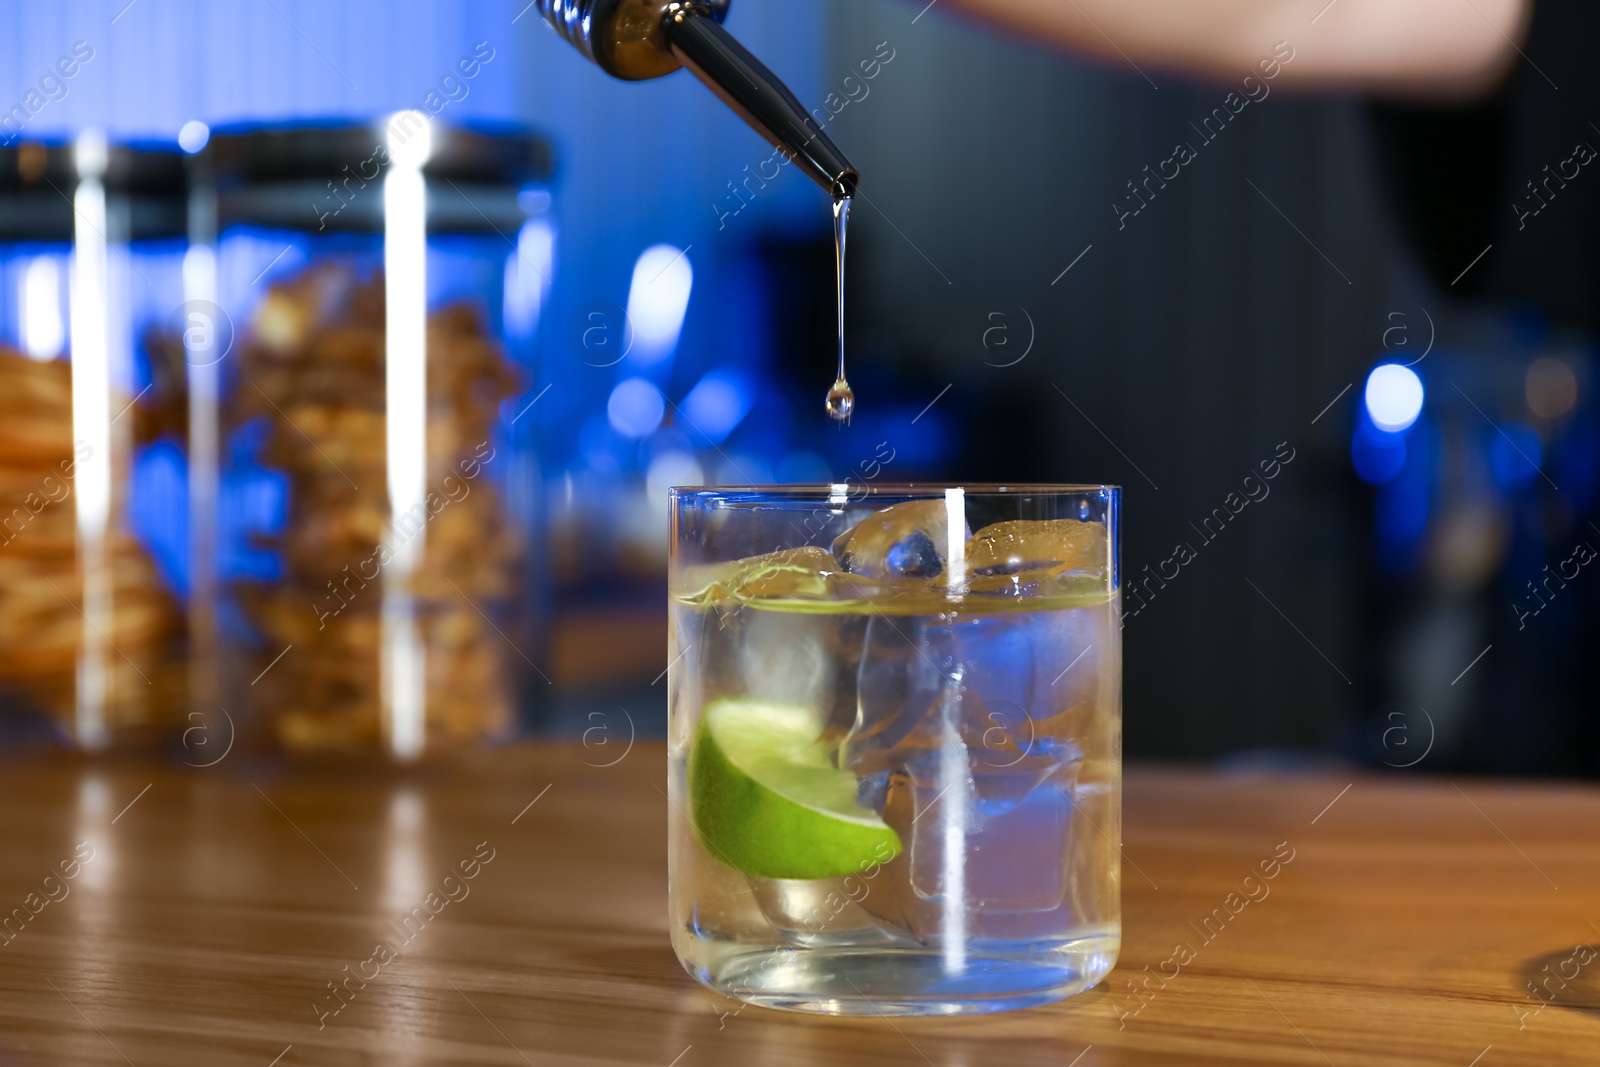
[688,699,902,880]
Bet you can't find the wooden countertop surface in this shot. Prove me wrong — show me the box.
[0,745,1595,1066]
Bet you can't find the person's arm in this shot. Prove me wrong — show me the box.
[938,0,1534,98]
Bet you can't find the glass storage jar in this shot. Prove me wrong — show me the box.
[202,119,555,758]
[0,135,189,749]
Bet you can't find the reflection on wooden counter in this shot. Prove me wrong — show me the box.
[0,747,1596,1065]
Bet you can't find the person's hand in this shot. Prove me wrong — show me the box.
[938,0,1533,98]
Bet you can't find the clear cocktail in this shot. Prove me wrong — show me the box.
[668,485,1121,1016]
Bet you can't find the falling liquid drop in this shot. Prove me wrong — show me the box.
[826,379,855,422]
[827,195,853,424]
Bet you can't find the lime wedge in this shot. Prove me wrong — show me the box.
[688,699,902,880]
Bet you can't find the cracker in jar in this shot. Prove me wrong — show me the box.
[232,263,529,755]
[0,345,183,737]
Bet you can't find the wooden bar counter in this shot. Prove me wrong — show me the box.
[0,745,1595,1065]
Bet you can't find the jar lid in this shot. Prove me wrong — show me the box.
[0,140,187,242]
[208,120,556,234]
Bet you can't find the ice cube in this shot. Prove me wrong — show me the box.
[734,611,831,717]
[971,736,1084,818]
[906,759,1078,913]
[843,614,1035,780]
[832,499,969,582]
[859,748,1084,944]
[842,615,946,777]
[892,683,1081,913]
[842,606,1088,943]
[965,519,1107,579]
[749,875,903,947]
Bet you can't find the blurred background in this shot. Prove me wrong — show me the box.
[0,0,1593,777]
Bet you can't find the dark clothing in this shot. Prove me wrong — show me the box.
[1371,0,1600,329]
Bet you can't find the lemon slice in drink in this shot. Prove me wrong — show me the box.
[688,699,901,880]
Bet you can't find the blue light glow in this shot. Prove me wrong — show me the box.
[1365,363,1424,433]
[713,453,774,485]
[1352,419,1406,483]
[1489,421,1544,491]
[579,415,624,472]
[1374,419,1434,574]
[626,244,693,367]
[778,451,831,484]
[680,368,752,444]
[220,418,288,581]
[643,426,695,467]
[1555,415,1597,506]
[646,449,704,501]
[129,440,189,595]
[516,186,552,215]
[607,377,665,439]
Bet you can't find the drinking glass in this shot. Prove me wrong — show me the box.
[668,483,1121,1015]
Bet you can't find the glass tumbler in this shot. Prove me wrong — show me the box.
[668,484,1121,1015]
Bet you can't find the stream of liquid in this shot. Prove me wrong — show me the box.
[825,195,854,424]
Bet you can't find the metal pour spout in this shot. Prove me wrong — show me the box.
[662,8,858,199]
[534,1,858,198]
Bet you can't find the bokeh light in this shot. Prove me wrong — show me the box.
[1525,357,1577,420]
[177,120,210,154]
[625,244,693,366]
[681,368,752,445]
[606,377,665,438]
[646,449,703,504]
[1365,363,1424,433]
